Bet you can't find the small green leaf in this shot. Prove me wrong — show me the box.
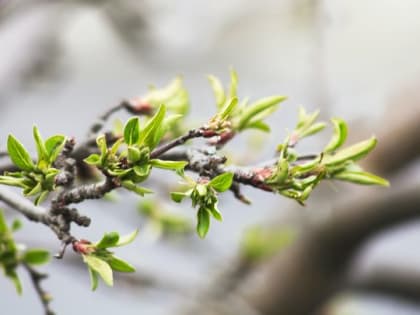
[238,96,286,131]
[219,97,238,120]
[170,192,187,203]
[299,122,326,138]
[115,229,139,247]
[139,105,166,150]
[122,180,153,196]
[0,210,8,233]
[22,249,50,265]
[244,121,271,132]
[108,256,135,273]
[324,137,377,167]
[8,270,22,295]
[209,205,223,221]
[110,138,124,155]
[266,159,289,185]
[34,191,49,206]
[332,170,390,186]
[7,135,35,171]
[196,184,207,196]
[84,154,101,166]
[33,126,48,164]
[0,175,26,188]
[197,208,210,238]
[228,68,238,99]
[208,75,226,108]
[96,135,108,159]
[88,267,99,291]
[127,146,141,163]
[133,164,151,178]
[209,172,234,192]
[11,219,22,232]
[149,159,188,171]
[324,118,348,153]
[96,232,120,249]
[83,255,113,287]
[45,135,65,162]
[124,117,140,146]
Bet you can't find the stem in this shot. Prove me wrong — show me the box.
[23,264,55,315]
[0,186,46,222]
[150,129,204,158]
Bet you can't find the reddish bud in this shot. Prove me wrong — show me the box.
[72,239,94,255]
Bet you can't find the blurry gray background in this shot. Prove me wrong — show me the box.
[1,0,420,314]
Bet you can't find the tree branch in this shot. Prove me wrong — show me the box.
[23,264,55,315]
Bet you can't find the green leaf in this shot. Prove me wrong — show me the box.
[45,135,65,162]
[110,138,124,155]
[34,191,49,206]
[88,267,99,291]
[244,121,271,132]
[96,232,120,249]
[196,184,207,196]
[323,137,377,167]
[122,180,153,196]
[124,117,140,146]
[170,192,187,203]
[22,249,50,265]
[209,172,234,192]
[237,96,286,130]
[127,146,141,163]
[332,170,390,186]
[108,256,135,273]
[96,135,108,161]
[25,182,42,197]
[0,210,8,233]
[83,255,113,287]
[228,68,238,99]
[115,229,139,247]
[7,135,35,171]
[33,126,48,164]
[11,219,22,232]
[133,164,151,178]
[299,122,326,138]
[8,270,22,295]
[84,154,101,166]
[208,205,223,221]
[197,208,210,238]
[149,159,188,171]
[139,105,166,150]
[208,75,226,108]
[324,118,348,153]
[219,97,238,120]
[0,175,26,188]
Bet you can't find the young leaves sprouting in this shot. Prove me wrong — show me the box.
[1,127,65,205]
[76,230,138,291]
[171,173,233,238]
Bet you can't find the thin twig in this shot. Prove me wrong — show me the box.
[150,129,205,159]
[23,264,55,315]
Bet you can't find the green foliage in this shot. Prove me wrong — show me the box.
[0,210,22,294]
[78,230,138,290]
[0,211,49,294]
[85,105,187,197]
[0,127,65,205]
[241,226,296,262]
[171,173,233,238]
[206,69,286,139]
[141,77,190,115]
[138,199,192,237]
[265,112,388,204]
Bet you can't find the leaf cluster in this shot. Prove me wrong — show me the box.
[171,173,234,238]
[0,127,65,205]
